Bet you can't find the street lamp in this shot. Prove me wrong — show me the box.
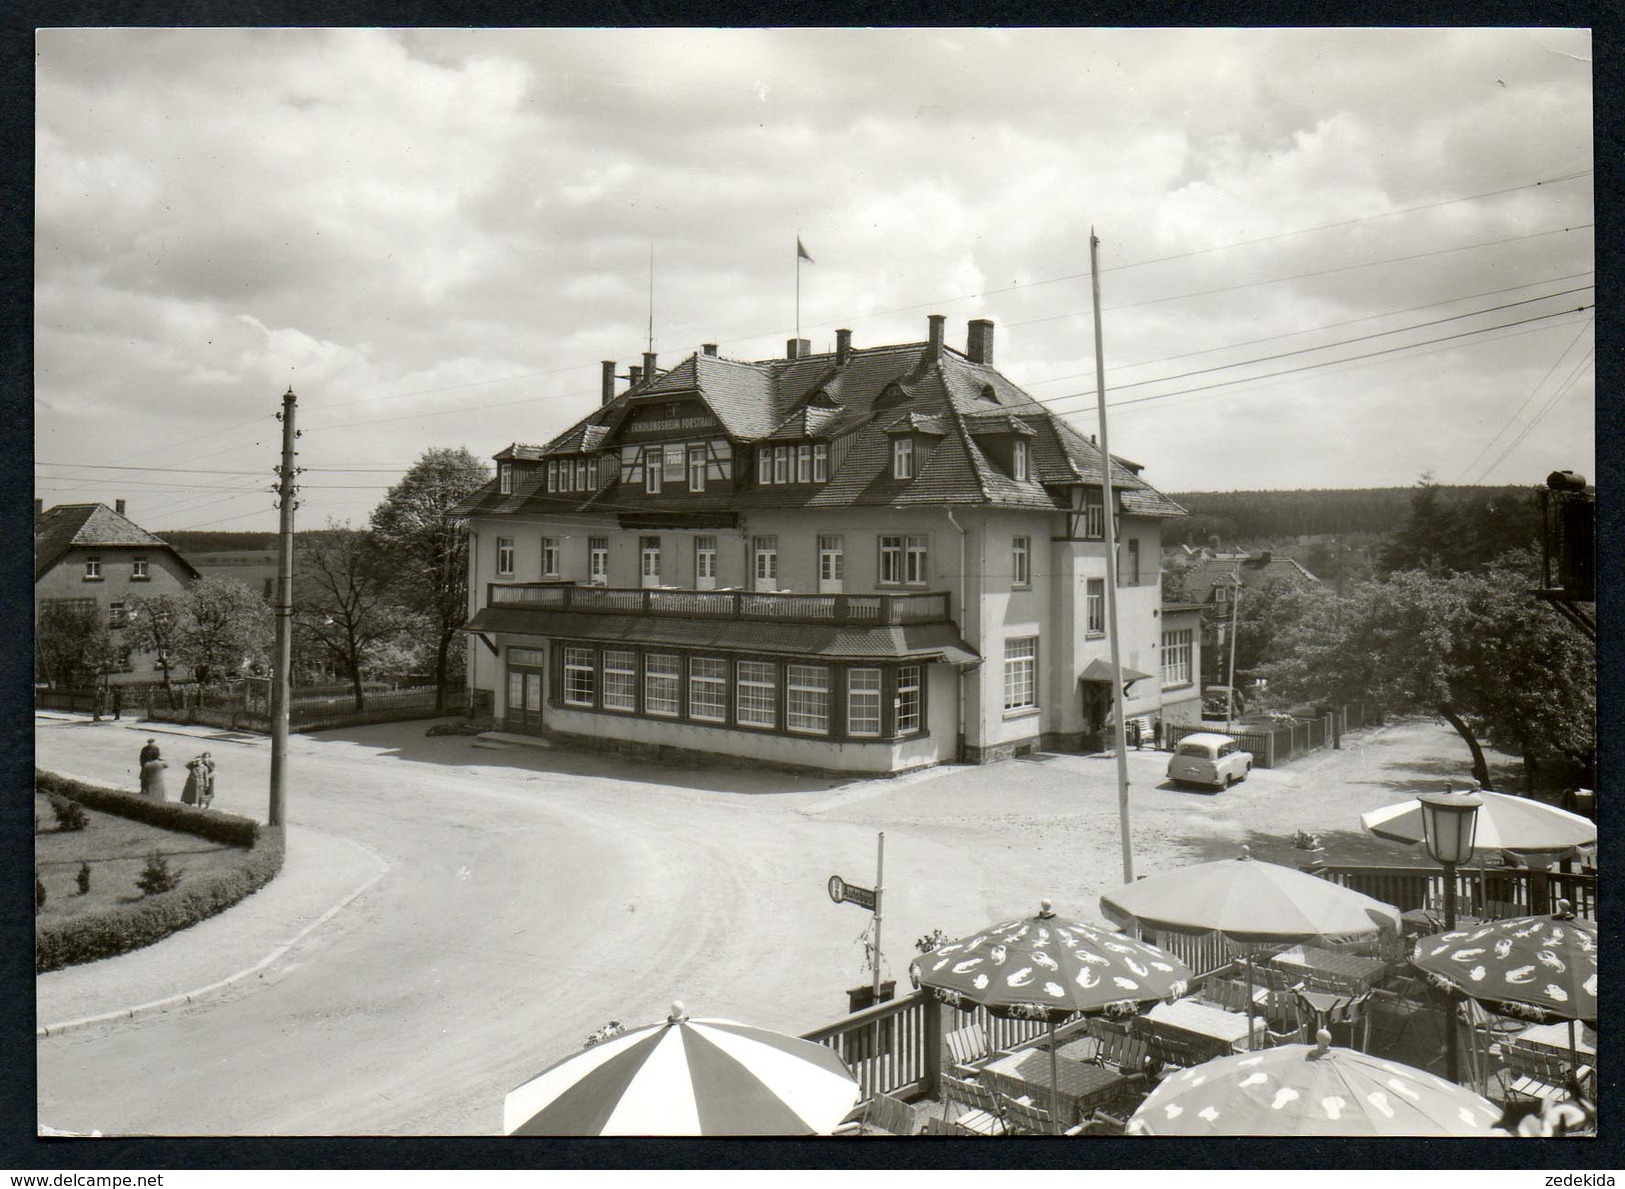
[1418,789,1483,1083]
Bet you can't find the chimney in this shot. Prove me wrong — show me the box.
[629,364,643,388]
[643,351,658,380]
[786,337,811,360]
[967,318,995,365]
[601,360,617,407]
[115,498,126,517]
[702,343,718,356]
[836,328,852,366]
[927,314,946,351]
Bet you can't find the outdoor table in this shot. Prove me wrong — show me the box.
[1270,945,1389,995]
[1516,1021,1597,1060]
[1143,998,1262,1052]
[979,1048,1128,1123]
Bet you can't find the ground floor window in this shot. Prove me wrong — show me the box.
[1004,636,1038,711]
[545,640,926,741]
[1162,629,1193,687]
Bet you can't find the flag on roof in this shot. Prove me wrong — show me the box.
[796,237,814,264]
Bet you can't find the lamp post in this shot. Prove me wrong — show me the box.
[1418,789,1483,1083]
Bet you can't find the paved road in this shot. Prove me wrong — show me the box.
[35,713,1470,1135]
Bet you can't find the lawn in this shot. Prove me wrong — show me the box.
[34,793,255,921]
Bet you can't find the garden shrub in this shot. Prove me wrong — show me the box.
[35,768,259,847]
[76,862,90,895]
[136,850,181,896]
[49,795,88,832]
[35,826,285,972]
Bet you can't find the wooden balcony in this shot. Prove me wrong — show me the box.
[486,583,953,626]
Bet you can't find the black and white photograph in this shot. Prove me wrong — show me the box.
[30,24,1599,1161]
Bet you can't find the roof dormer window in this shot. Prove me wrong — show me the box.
[892,438,914,480]
[979,383,999,404]
[1014,439,1029,482]
[499,462,513,494]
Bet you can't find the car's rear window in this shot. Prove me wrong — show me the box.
[1175,743,1214,758]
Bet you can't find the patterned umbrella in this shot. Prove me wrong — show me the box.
[1127,1030,1503,1136]
[503,1002,860,1135]
[1361,789,1595,854]
[908,900,1191,1130]
[1411,905,1597,1024]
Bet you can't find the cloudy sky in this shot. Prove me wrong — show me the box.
[34,26,1594,533]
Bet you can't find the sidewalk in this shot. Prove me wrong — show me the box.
[36,823,390,1035]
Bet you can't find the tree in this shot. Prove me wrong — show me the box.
[1378,473,1463,575]
[124,591,192,707]
[1266,561,1594,788]
[369,447,490,711]
[182,575,273,683]
[1225,577,1329,696]
[35,602,122,689]
[294,524,419,709]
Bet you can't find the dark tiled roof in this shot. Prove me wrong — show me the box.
[464,607,978,663]
[34,503,198,581]
[1177,555,1322,604]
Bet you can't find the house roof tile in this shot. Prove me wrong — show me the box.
[34,503,199,581]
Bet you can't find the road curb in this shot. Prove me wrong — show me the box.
[37,831,390,1038]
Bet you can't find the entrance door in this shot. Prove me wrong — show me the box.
[505,647,547,734]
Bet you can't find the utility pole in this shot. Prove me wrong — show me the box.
[1091,229,1134,885]
[268,387,300,827]
[1225,569,1241,734]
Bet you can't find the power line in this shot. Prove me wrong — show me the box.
[1470,336,1596,482]
[1455,315,1597,483]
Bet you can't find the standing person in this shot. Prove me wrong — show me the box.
[199,753,216,808]
[181,755,206,806]
[111,686,122,721]
[139,738,159,766]
[140,749,168,800]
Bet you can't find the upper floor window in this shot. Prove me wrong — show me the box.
[879,535,929,586]
[107,601,127,629]
[813,443,829,482]
[497,538,515,577]
[131,556,149,580]
[663,445,685,488]
[818,535,844,585]
[576,458,591,491]
[589,537,609,585]
[499,462,513,494]
[83,557,102,580]
[1214,585,1230,605]
[645,448,663,494]
[1014,439,1029,482]
[892,438,914,480]
[547,460,559,493]
[753,536,779,590]
[796,444,812,484]
[1121,538,1141,586]
[688,445,707,492]
[1086,577,1105,635]
[1012,536,1031,588]
[773,446,790,485]
[540,537,560,578]
[695,536,718,588]
[640,536,662,586]
[1081,491,1104,540]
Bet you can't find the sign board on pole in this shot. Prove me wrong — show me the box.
[827,874,876,912]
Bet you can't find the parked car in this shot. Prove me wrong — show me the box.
[1167,732,1253,791]
[1202,685,1245,719]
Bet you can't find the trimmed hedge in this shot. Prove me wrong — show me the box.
[35,768,260,848]
[34,768,285,973]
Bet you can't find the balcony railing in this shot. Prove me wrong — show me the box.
[487,583,952,626]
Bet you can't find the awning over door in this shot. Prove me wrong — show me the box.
[1078,657,1154,695]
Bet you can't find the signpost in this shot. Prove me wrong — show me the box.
[827,832,885,1002]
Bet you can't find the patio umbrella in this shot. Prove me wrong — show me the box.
[1126,1029,1503,1136]
[1099,848,1404,1044]
[1412,902,1597,1083]
[502,1002,861,1135]
[908,900,1192,1130]
[1361,789,1595,854]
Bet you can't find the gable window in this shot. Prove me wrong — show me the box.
[663,445,685,487]
[736,660,777,728]
[752,536,779,591]
[796,444,812,483]
[644,654,680,716]
[813,443,829,482]
[576,458,591,490]
[644,447,663,493]
[1121,538,1141,586]
[497,538,515,577]
[589,537,609,585]
[688,445,707,492]
[1082,491,1104,540]
[847,668,882,736]
[499,462,513,494]
[547,460,559,493]
[758,446,773,485]
[540,537,560,578]
[1004,637,1038,712]
[892,438,914,480]
[640,536,662,587]
[818,535,844,593]
[773,446,790,485]
[689,657,727,722]
[83,557,102,580]
[786,664,830,734]
[1162,629,1193,687]
[895,665,922,735]
[1214,584,1229,605]
[695,536,718,590]
[1014,439,1029,482]
[1012,536,1031,588]
[131,556,149,580]
[1086,578,1105,635]
[563,646,596,707]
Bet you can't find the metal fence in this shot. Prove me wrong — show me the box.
[66,682,472,734]
[1165,703,1377,769]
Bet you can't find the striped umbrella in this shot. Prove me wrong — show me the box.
[1127,1030,1503,1136]
[503,1002,860,1136]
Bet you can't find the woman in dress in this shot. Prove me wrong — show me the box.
[181,755,206,805]
[140,749,169,800]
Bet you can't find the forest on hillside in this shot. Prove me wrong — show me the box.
[158,530,280,553]
[1163,484,1544,547]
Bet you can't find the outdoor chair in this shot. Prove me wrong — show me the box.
[920,1114,981,1136]
[995,1092,1085,1136]
[855,1091,924,1136]
[939,1074,1007,1136]
[1084,1019,1153,1082]
[945,1023,991,1075]
[1503,1041,1594,1105]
